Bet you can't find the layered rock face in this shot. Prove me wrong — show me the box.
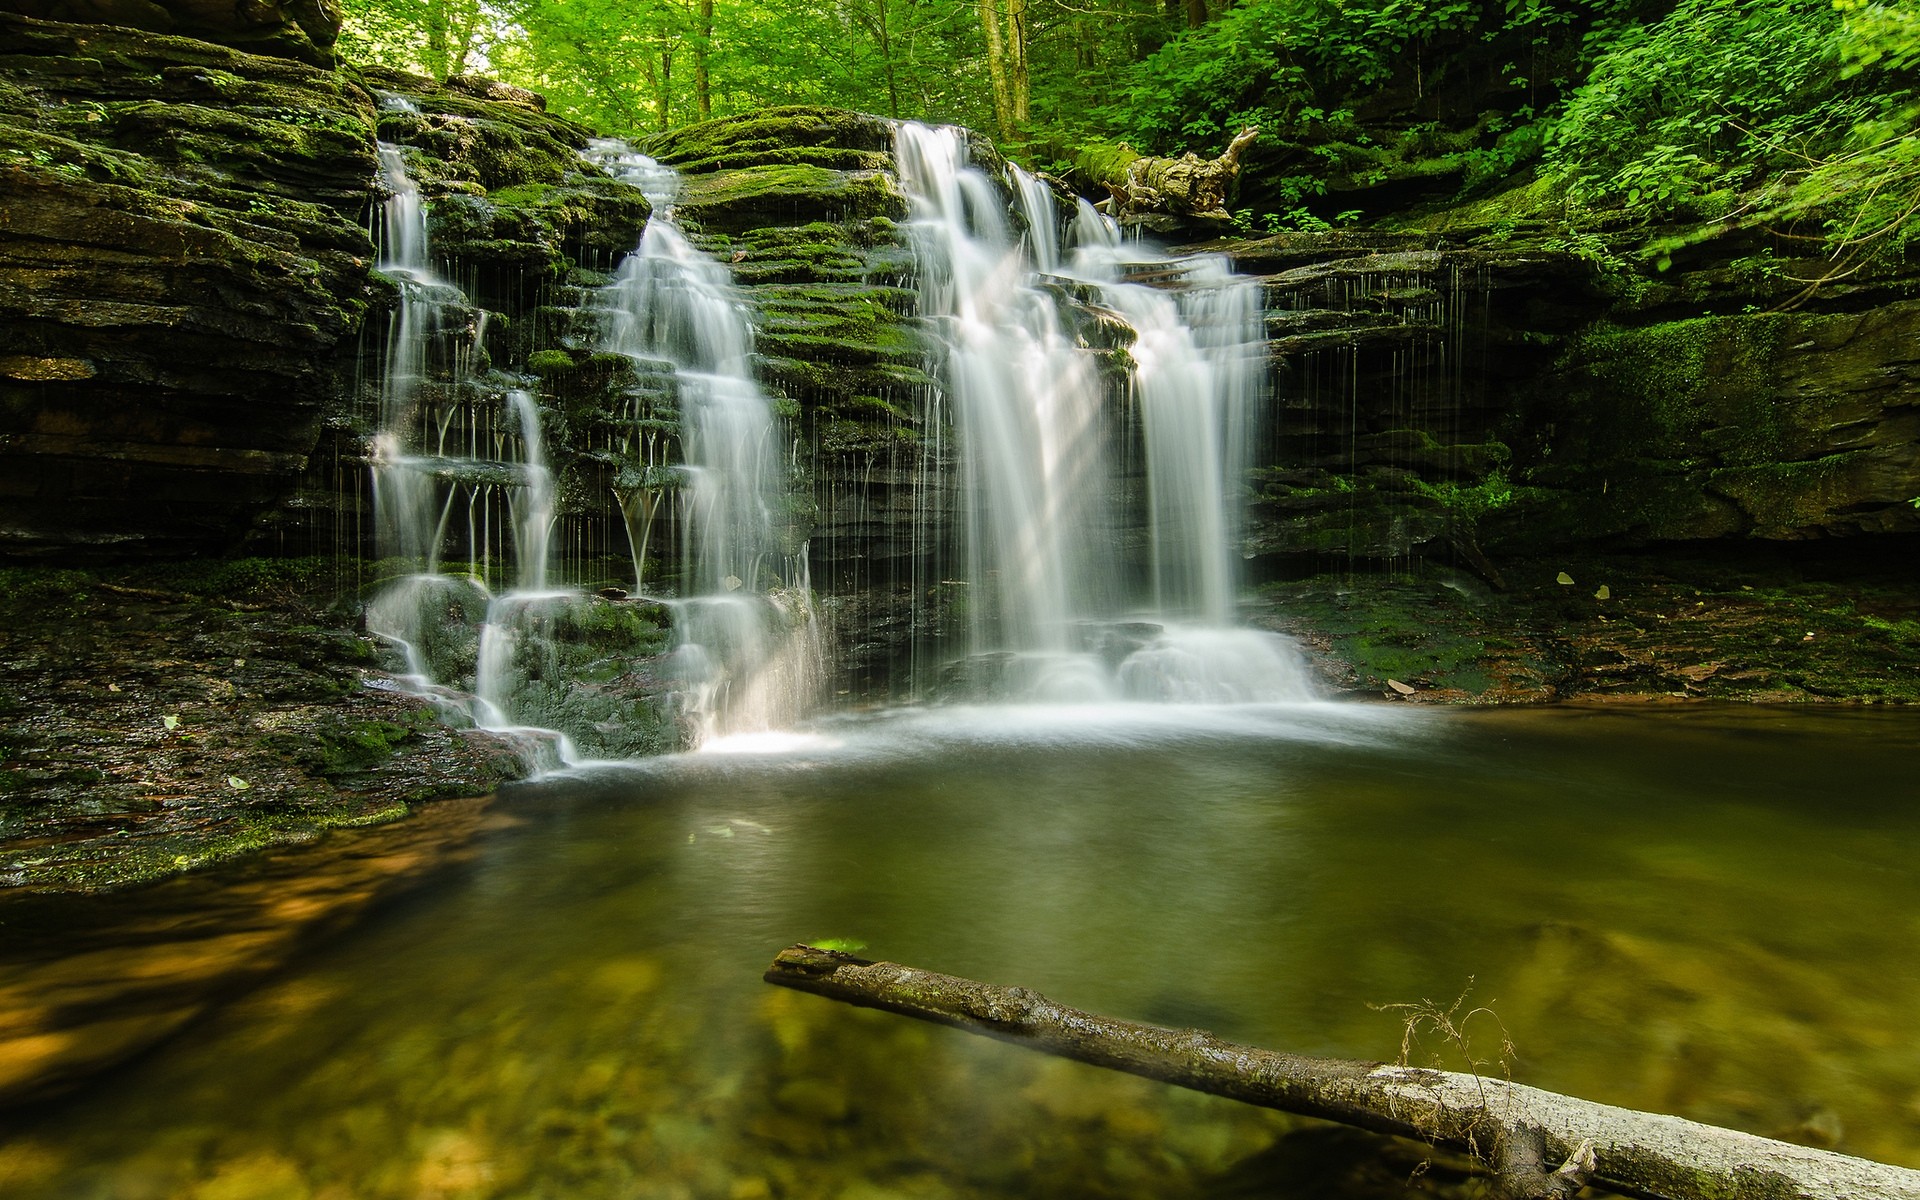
[1230,239,1608,572]
[638,108,941,690]
[0,15,375,558]
[1500,256,1920,551]
[0,0,340,63]
[1214,231,1920,575]
[260,65,652,564]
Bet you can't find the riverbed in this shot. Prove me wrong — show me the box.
[3,703,1916,1197]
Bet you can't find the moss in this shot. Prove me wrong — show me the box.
[1571,313,1790,459]
[528,349,579,377]
[643,106,896,173]
[128,556,335,599]
[675,164,907,233]
[1709,452,1868,536]
[1073,141,1142,185]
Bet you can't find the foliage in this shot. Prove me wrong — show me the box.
[1097,0,1640,155]
[1543,0,1870,215]
[334,0,1918,264]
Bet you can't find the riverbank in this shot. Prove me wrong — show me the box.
[1261,540,1920,704]
[0,560,525,894]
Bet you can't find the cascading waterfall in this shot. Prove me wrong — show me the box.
[897,123,1312,703]
[362,120,1308,769]
[363,142,582,769]
[589,140,824,745]
[360,136,822,763]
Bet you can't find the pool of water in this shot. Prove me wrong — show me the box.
[4,703,1918,1197]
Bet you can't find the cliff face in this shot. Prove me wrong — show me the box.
[0,15,375,558]
[0,15,1915,704]
[0,0,340,65]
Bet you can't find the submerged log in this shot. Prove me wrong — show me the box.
[765,945,1920,1200]
[1077,127,1258,224]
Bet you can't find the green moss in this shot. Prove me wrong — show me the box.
[643,106,896,173]
[1410,469,1514,522]
[1709,452,1867,536]
[1073,141,1142,184]
[1573,313,1790,459]
[528,349,579,377]
[0,567,95,606]
[277,715,430,776]
[675,164,907,233]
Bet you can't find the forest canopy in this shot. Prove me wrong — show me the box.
[339,0,1918,250]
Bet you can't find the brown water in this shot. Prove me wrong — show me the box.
[3,703,1918,1198]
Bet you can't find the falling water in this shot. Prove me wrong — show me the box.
[590,140,824,744]
[506,388,554,594]
[897,123,1311,702]
[360,146,586,769]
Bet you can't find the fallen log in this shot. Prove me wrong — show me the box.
[765,945,1920,1200]
[1075,126,1258,225]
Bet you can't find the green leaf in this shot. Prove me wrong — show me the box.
[810,937,868,953]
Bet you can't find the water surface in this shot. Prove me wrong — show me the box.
[4,704,1918,1197]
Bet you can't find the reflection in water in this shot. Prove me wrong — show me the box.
[3,707,1920,1196]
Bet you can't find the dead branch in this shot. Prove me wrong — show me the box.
[765,945,1920,1200]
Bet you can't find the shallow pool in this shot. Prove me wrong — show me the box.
[4,703,1918,1198]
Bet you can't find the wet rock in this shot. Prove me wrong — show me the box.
[642,108,939,696]
[0,0,341,66]
[0,14,377,559]
[0,562,526,892]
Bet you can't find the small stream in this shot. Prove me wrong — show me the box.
[3,704,1918,1196]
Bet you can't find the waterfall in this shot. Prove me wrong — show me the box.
[361,143,582,769]
[897,123,1313,703]
[357,137,823,763]
[589,140,824,745]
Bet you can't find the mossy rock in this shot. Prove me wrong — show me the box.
[673,164,906,233]
[0,12,378,556]
[1510,302,1920,543]
[359,67,599,194]
[644,106,897,174]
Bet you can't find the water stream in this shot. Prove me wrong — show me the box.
[589,140,825,746]
[361,141,823,759]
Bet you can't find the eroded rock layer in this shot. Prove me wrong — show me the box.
[0,15,376,557]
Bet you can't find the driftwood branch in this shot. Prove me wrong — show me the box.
[765,945,1920,1200]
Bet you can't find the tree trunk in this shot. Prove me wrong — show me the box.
[980,0,1015,141]
[693,0,713,121]
[656,44,673,132]
[876,0,900,118]
[1007,0,1029,129]
[1185,0,1208,29]
[765,946,1920,1200]
[425,0,450,78]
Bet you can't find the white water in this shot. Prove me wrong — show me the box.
[897,123,1310,704]
[362,124,1310,770]
[361,146,590,770]
[590,140,825,745]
